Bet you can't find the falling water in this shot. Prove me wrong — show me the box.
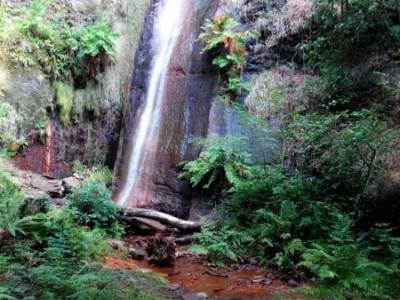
[116,0,186,207]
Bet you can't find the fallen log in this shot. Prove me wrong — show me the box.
[123,208,201,232]
[131,217,167,232]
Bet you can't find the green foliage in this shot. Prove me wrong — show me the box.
[72,161,114,187]
[190,221,254,265]
[299,242,400,299]
[0,171,157,299]
[53,81,74,126]
[0,1,117,83]
[225,75,250,94]
[182,146,227,189]
[184,116,400,298]
[297,0,400,107]
[74,19,118,59]
[200,15,258,98]
[284,109,398,216]
[67,181,121,234]
[34,108,49,141]
[182,130,272,191]
[200,15,257,70]
[0,102,20,154]
[0,171,24,237]
[301,0,399,67]
[187,1,400,299]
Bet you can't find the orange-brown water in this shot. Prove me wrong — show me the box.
[105,255,291,299]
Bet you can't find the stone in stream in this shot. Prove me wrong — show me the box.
[288,279,299,287]
[146,234,176,266]
[107,240,127,251]
[128,247,145,260]
[182,292,208,300]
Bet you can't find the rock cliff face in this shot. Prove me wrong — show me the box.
[0,0,320,217]
[1,0,150,178]
[11,0,398,221]
[112,0,317,218]
[114,0,219,218]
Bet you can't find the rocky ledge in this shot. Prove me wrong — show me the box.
[0,158,81,206]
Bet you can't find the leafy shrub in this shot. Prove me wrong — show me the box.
[0,1,117,84]
[296,0,400,107]
[74,19,117,59]
[200,15,258,97]
[72,161,114,187]
[68,181,120,234]
[187,2,400,299]
[200,15,257,70]
[87,166,113,187]
[0,173,159,299]
[299,242,400,299]
[19,197,49,217]
[284,109,398,223]
[191,221,254,265]
[184,129,400,298]
[0,171,24,238]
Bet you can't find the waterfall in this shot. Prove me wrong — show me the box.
[116,0,186,207]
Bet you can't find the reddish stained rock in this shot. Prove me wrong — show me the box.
[113,0,219,219]
[168,66,186,77]
[14,127,70,179]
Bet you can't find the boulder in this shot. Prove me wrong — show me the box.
[62,176,81,194]
[146,234,176,266]
[107,239,127,251]
[128,247,146,260]
[182,293,208,300]
[46,180,65,198]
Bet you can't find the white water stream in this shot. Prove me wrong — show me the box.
[117,0,186,206]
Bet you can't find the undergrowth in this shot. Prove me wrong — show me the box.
[0,170,156,299]
[200,15,258,98]
[0,0,117,85]
[186,2,400,298]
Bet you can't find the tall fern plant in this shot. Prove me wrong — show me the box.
[199,15,258,97]
[0,171,24,240]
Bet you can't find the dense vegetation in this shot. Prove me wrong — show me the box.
[0,0,118,154]
[189,0,400,299]
[200,15,258,97]
[0,0,117,84]
[0,168,159,299]
[1,0,400,299]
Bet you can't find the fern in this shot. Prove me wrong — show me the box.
[0,171,24,237]
[299,243,398,299]
[182,146,225,188]
[199,15,259,98]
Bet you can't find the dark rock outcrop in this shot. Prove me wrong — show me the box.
[146,234,176,266]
